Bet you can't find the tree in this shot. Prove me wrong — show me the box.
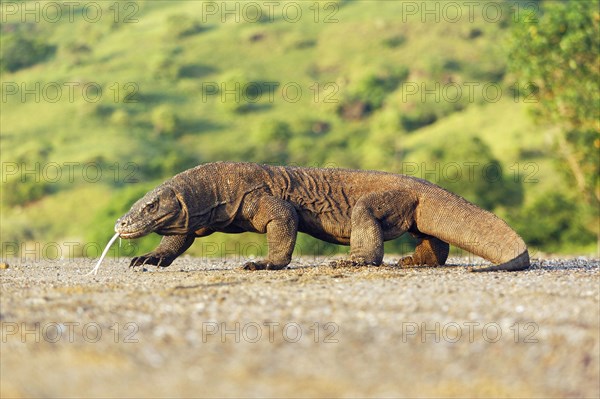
[508,1,599,205]
[508,0,599,250]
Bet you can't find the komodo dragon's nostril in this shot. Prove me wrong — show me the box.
[114,219,127,232]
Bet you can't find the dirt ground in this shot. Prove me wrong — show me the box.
[1,256,598,398]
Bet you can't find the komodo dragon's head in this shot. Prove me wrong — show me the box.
[115,185,189,239]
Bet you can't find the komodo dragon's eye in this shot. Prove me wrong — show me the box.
[145,201,158,212]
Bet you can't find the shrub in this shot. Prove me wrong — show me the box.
[512,191,596,249]
[151,105,180,136]
[152,55,183,81]
[399,92,464,132]
[338,66,409,119]
[250,119,292,163]
[145,147,197,178]
[351,66,409,109]
[381,34,406,48]
[400,107,438,132]
[1,32,55,72]
[428,135,524,211]
[165,14,205,39]
[110,109,130,126]
[2,174,54,207]
[218,71,260,114]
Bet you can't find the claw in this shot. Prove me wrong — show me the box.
[242,262,256,271]
[242,261,265,271]
[128,253,173,269]
[242,261,286,270]
[399,256,414,267]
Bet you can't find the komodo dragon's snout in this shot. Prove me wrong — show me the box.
[115,186,187,239]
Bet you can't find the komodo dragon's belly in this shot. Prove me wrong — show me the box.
[296,209,352,245]
[285,189,354,245]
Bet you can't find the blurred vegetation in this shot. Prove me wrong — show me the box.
[507,0,599,251]
[87,182,161,255]
[338,66,409,119]
[428,135,524,211]
[0,25,56,72]
[1,0,598,258]
[165,14,206,40]
[512,190,596,251]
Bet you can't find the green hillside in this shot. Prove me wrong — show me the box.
[1,0,598,259]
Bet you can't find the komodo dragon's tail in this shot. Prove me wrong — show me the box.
[413,184,530,272]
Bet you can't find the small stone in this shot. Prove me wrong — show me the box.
[0,262,9,269]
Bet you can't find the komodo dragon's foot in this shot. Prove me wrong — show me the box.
[130,252,175,268]
[242,261,287,271]
[398,256,440,268]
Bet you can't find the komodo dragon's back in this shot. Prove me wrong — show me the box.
[116,162,530,272]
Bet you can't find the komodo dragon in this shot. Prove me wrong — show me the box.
[115,162,530,272]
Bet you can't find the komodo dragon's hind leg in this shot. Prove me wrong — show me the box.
[399,234,449,267]
[348,195,385,265]
[333,190,417,267]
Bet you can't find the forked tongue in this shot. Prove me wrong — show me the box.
[86,232,120,276]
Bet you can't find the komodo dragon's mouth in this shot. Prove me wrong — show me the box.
[114,222,150,239]
[114,217,155,239]
[116,230,147,239]
[115,211,182,239]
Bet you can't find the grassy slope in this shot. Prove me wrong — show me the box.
[1,0,587,256]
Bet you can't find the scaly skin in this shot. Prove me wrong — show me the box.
[115,162,530,272]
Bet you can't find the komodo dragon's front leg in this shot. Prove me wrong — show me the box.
[242,196,299,270]
[130,234,196,268]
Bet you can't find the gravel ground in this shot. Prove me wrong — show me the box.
[1,256,598,398]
